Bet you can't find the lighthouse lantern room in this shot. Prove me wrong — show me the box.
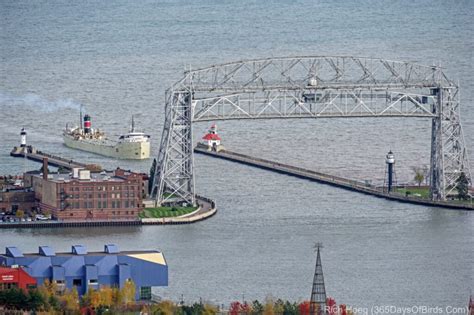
[20,128,27,148]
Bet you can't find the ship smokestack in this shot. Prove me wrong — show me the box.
[20,128,27,147]
[43,158,48,180]
[84,114,91,134]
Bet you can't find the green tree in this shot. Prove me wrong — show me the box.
[26,288,47,311]
[283,301,298,315]
[251,300,264,315]
[456,172,470,200]
[1,288,28,309]
[412,167,424,187]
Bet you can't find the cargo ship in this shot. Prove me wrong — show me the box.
[63,111,150,160]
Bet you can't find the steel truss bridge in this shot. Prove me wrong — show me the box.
[151,56,471,205]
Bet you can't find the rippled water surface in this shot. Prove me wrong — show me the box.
[1,0,473,308]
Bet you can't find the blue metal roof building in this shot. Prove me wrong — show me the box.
[0,244,168,300]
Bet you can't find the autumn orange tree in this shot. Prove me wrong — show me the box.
[121,279,136,305]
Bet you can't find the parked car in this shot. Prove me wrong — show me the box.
[35,214,49,221]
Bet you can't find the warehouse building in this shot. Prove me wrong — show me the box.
[0,244,168,300]
[24,160,144,221]
[0,266,37,291]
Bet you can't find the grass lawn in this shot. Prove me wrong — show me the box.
[396,187,430,198]
[396,187,473,205]
[138,206,198,219]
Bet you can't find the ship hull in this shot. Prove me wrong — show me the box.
[63,135,150,160]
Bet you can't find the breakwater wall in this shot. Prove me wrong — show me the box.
[194,147,473,211]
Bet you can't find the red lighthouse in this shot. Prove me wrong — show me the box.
[202,124,224,152]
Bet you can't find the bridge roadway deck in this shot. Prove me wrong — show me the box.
[10,146,88,170]
[194,147,474,211]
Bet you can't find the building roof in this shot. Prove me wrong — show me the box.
[1,245,167,266]
[202,133,221,141]
[31,169,136,183]
[0,266,18,274]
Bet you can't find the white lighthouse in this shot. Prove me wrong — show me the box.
[385,150,396,193]
[201,124,224,152]
[20,128,27,148]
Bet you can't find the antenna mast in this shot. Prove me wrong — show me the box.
[310,242,327,315]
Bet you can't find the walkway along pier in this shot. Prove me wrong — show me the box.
[194,147,473,211]
[10,146,90,171]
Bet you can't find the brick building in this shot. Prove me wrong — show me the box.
[0,188,36,214]
[25,165,143,221]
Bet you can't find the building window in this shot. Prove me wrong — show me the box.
[88,279,98,285]
[88,194,93,199]
[125,200,129,208]
[111,193,115,199]
[75,202,80,208]
[103,201,107,208]
[111,201,115,208]
[140,286,152,300]
[88,201,93,208]
[116,202,121,208]
[83,202,88,208]
[27,284,37,289]
[1,283,19,290]
[72,279,82,286]
[116,193,120,198]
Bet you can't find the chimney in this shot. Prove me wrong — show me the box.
[43,158,48,180]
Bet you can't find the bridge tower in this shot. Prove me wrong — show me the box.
[429,86,471,200]
[310,243,327,315]
[153,91,195,206]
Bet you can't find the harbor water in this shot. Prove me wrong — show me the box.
[1,0,473,309]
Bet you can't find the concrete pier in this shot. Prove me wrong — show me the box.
[10,146,92,171]
[194,147,474,211]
